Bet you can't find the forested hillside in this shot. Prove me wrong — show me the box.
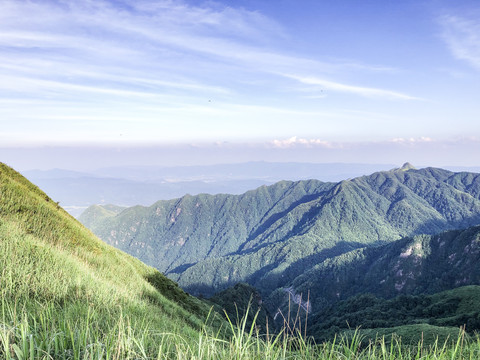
[81,165,480,299]
[289,226,480,305]
[311,285,480,343]
[265,225,480,336]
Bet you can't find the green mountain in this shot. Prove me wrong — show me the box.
[312,285,480,344]
[265,225,480,337]
[0,162,223,358]
[289,225,480,306]
[80,165,480,298]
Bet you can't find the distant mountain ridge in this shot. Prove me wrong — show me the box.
[22,162,395,217]
[80,165,480,299]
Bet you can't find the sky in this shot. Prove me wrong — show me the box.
[1,0,480,170]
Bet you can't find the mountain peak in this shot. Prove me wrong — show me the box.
[399,162,416,171]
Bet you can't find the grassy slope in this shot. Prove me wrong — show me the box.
[0,162,222,358]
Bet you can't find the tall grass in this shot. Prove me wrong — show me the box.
[1,297,480,359]
[0,162,221,358]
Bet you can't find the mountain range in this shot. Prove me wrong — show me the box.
[78,163,480,341]
[22,162,396,217]
[80,163,480,296]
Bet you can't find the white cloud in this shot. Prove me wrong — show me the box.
[283,75,420,100]
[269,136,338,149]
[0,0,445,147]
[440,14,480,70]
[0,1,252,94]
[390,137,434,145]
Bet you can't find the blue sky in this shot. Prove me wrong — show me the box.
[1,0,480,169]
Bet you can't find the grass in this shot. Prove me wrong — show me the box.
[0,162,224,358]
[0,214,222,359]
[1,299,480,359]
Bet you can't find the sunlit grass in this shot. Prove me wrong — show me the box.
[1,298,479,359]
[0,162,223,358]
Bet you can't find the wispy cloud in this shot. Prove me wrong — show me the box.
[439,13,480,70]
[283,74,420,100]
[0,0,410,104]
[0,0,431,146]
[0,1,254,99]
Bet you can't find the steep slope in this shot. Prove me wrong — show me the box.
[80,166,480,296]
[311,285,480,343]
[261,225,480,342]
[0,162,222,358]
[283,225,480,309]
